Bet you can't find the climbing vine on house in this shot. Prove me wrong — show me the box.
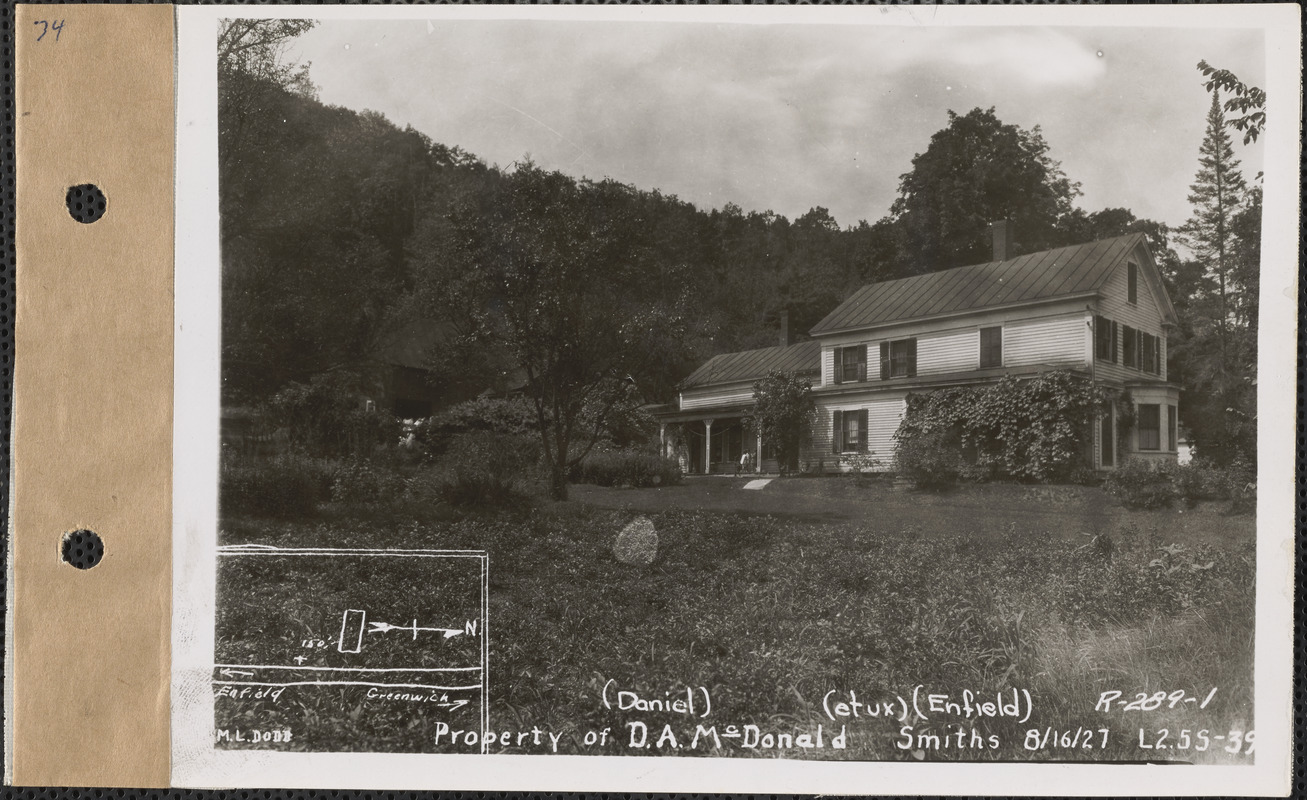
[894,371,1120,483]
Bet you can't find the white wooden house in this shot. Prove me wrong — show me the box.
[653,227,1181,474]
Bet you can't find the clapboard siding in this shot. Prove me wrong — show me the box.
[1004,313,1086,368]
[917,329,979,375]
[1096,244,1169,383]
[866,398,906,462]
[680,385,753,410]
[808,395,906,470]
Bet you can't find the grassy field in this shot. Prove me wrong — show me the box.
[217,476,1256,762]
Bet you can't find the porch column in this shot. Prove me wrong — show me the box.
[756,428,764,473]
[659,422,667,458]
[703,419,713,474]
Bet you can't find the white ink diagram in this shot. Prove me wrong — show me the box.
[213,545,488,753]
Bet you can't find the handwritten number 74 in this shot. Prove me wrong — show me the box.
[34,20,65,43]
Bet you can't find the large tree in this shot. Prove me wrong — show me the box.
[888,107,1081,272]
[1172,91,1256,463]
[218,20,318,190]
[421,163,691,500]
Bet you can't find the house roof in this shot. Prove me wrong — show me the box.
[681,340,821,389]
[373,318,454,370]
[810,233,1152,335]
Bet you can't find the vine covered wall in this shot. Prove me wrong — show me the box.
[893,371,1120,483]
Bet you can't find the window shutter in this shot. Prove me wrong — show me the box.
[858,409,869,453]
[832,410,843,453]
[907,339,917,378]
[832,347,842,384]
[879,341,890,380]
[1154,337,1162,375]
[1111,322,1119,364]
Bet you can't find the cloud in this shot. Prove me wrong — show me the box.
[878,28,1107,90]
[295,20,1258,227]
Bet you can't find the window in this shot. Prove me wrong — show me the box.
[1100,413,1114,467]
[831,409,869,453]
[1094,315,1117,363]
[835,345,866,384]
[1138,404,1161,451]
[879,338,917,379]
[1122,325,1138,369]
[1140,332,1159,374]
[979,326,1002,368]
[1168,404,1178,451]
[1128,262,1138,304]
[843,412,861,451]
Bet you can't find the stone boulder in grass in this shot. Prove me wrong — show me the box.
[613,516,658,566]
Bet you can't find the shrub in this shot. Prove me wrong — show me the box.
[220,455,332,518]
[957,460,997,483]
[415,397,538,460]
[436,431,538,508]
[1224,457,1257,514]
[1172,458,1229,506]
[1066,465,1104,486]
[1103,458,1256,514]
[895,429,963,490]
[841,452,885,475]
[1102,459,1177,509]
[266,373,401,458]
[570,448,683,488]
[329,459,410,504]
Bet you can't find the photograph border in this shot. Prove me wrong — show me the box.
[173,4,1300,794]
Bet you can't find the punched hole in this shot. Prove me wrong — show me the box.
[61,529,104,570]
[65,184,107,224]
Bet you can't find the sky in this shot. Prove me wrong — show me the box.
[286,18,1265,231]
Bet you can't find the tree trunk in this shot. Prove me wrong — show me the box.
[549,461,569,501]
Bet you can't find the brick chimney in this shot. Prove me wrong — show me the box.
[989,219,1012,262]
[779,309,790,348]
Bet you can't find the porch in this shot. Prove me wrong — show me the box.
[653,407,790,476]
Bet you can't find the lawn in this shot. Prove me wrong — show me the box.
[216,475,1256,762]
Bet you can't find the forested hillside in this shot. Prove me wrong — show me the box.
[219,21,1261,465]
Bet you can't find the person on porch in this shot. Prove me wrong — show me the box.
[737,450,752,476]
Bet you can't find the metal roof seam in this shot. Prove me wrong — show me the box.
[810,234,1143,335]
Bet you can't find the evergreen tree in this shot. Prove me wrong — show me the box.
[1173,91,1255,463]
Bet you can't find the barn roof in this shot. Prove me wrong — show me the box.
[810,233,1150,335]
[681,340,821,389]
